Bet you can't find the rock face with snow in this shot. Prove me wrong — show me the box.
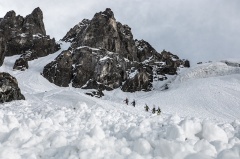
[85,89,104,98]
[62,8,137,61]
[121,65,153,92]
[13,57,29,71]
[0,7,60,68]
[135,39,160,62]
[0,72,25,103]
[43,47,130,89]
[43,8,189,92]
[0,35,6,66]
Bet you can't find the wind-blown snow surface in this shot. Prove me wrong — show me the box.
[0,42,240,159]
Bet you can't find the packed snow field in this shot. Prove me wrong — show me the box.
[0,42,240,159]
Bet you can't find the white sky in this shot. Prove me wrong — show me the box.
[1,0,240,64]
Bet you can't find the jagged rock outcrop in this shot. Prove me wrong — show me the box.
[85,89,104,98]
[13,57,29,71]
[0,72,25,103]
[122,66,152,92]
[184,60,190,68]
[0,7,60,68]
[43,47,131,90]
[0,35,6,66]
[63,8,137,61]
[62,19,91,43]
[222,60,240,67]
[43,50,73,87]
[135,39,161,62]
[43,8,190,92]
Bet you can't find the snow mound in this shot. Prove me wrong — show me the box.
[0,104,240,159]
[178,61,240,82]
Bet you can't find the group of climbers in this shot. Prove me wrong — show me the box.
[124,98,161,115]
[124,98,136,107]
[145,104,161,115]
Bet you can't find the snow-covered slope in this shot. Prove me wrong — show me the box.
[103,61,240,122]
[177,61,240,81]
[0,43,240,159]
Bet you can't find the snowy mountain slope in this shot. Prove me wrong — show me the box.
[0,42,240,159]
[168,62,240,121]
[102,61,240,122]
[177,62,240,82]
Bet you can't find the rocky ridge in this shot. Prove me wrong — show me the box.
[0,7,60,70]
[0,72,25,103]
[0,7,60,103]
[43,8,190,92]
[62,8,137,61]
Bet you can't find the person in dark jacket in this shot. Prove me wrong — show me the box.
[124,98,129,105]
[131,100,136,107]
[145,104,149,112]
[152,107,156,114]
[157,107,161,115]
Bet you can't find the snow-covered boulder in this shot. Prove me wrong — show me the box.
[201,121,228,143]
[13,57,28,71]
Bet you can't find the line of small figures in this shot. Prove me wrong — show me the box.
[145,105,161,115]
[123,98,161,115]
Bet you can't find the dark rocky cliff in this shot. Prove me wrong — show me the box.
[62,8,137,61]
[0,7,60,69]
[43,8,190,92]
[0,72,25,103]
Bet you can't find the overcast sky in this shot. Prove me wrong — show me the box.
[1,0,240,64]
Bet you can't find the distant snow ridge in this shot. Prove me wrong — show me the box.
[178,61,240,82]
[0,102,240,159]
